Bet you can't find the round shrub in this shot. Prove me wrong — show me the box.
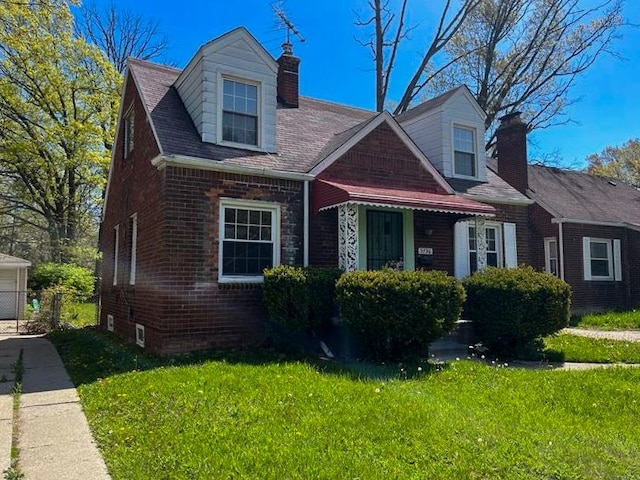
[463,266,571,356]
[30,262,95,295]
[263,265,342,332]
[336,270,465,361]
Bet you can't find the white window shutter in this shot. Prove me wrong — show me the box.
[503,223,517,268]
[583,237,592,280]
[613,239,622,281]
[454,221,470,279]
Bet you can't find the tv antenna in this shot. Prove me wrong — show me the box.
[272,3,305,46]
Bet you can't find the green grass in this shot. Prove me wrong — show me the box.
[571,309,640,331]
[543,333,640,364]
[50,328,640,480]
[64,302,97,328]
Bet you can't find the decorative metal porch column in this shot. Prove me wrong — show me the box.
[338,203,359,271]
[475,216,487,271]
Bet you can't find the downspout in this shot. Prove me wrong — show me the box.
[558,220,565,281]
[303,180,309,267]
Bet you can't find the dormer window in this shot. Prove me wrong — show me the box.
[453,125,476,177]
[222,78,258,146]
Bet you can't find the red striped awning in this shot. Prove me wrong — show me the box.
[313,179,495,216]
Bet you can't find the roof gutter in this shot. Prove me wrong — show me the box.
[152,154,315,182]
[551,217,640,232]
[461,193,534,206]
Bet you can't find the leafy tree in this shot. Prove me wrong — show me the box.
[0,0,120,262]
[586,138,640,186]
[357,0,625,149]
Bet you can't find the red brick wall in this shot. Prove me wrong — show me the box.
[100,73,165,350]
[309,208,338,267]
[318,123,449,194]
[414,212,456,274]
[528,203,558,272]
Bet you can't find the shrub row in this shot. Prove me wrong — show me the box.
[30,262,95,295]
[264,265,571,361]
[263,265,342,332]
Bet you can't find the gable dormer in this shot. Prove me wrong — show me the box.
[174,27,279,152]
[397,86,487,182]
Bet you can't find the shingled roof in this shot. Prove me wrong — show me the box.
[128,57,526,204]
[129,58,374,174]
[527,164,640,227]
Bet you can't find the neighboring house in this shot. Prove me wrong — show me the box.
[493,131,640,311]
[98,27,549,354]
[0,253,30,320]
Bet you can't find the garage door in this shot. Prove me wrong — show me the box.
[0,269,17,320]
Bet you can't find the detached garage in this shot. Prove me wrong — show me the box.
[0,254,31,320]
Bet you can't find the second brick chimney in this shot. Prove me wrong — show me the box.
[277,42,300,108]
[496,112,529,194]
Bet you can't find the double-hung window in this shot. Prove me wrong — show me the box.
[222,78,259,146]
[220,200,279,282]
[113,225,119,286]
[583,237,621,281]
[453,126,476,177]
[544,237,558,276]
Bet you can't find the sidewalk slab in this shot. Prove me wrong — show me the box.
[0,335,111,480]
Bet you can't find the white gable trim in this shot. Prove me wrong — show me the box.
[103,67,163,221]
[204,27,277,73]
[458,86,487,120]
[309,112,454,194]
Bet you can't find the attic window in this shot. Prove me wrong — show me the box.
[222,78,258,146]
[453,126,476,177]
[123,108,135,158]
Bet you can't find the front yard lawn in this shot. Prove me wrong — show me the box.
[571,309,640,331]
[51,329,640,480]
[543,333,640,364]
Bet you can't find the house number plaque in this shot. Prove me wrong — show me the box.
[418,247,433,255]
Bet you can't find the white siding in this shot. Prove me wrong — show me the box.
[401,111,445,175]
[175,57,204,138]
[175,30,278,151]
[400,89,487,181]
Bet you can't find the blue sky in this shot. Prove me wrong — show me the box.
[93,0,640,169]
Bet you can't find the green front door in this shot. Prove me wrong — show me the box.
[366,210,404,270]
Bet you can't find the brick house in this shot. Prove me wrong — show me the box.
[101,27,571,354]
[494,129,640,312]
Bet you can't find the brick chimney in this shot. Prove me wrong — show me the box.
[496,112,528,194]
[277,42,300,108]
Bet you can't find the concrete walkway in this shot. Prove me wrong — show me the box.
[0,335,110,480]
[563,327,640,342]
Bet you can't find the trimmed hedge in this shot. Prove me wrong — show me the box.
[263,265,342,332]
[336,270,465,361]
[463,266,571,356]
[30,262,95,295]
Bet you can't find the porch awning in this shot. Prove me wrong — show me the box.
[313,179,495,216]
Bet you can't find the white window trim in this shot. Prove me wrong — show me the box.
[218,198,281,284]
[452,124,478,180]
[129,213,138,285]
[544,237,558,276]
[106,314,114,332]
[583,237,621,281]
[113,224,119,286]
[123,106,134,158]
[217,73,263,151]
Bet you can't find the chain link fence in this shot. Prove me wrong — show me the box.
[0,290,98,335]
